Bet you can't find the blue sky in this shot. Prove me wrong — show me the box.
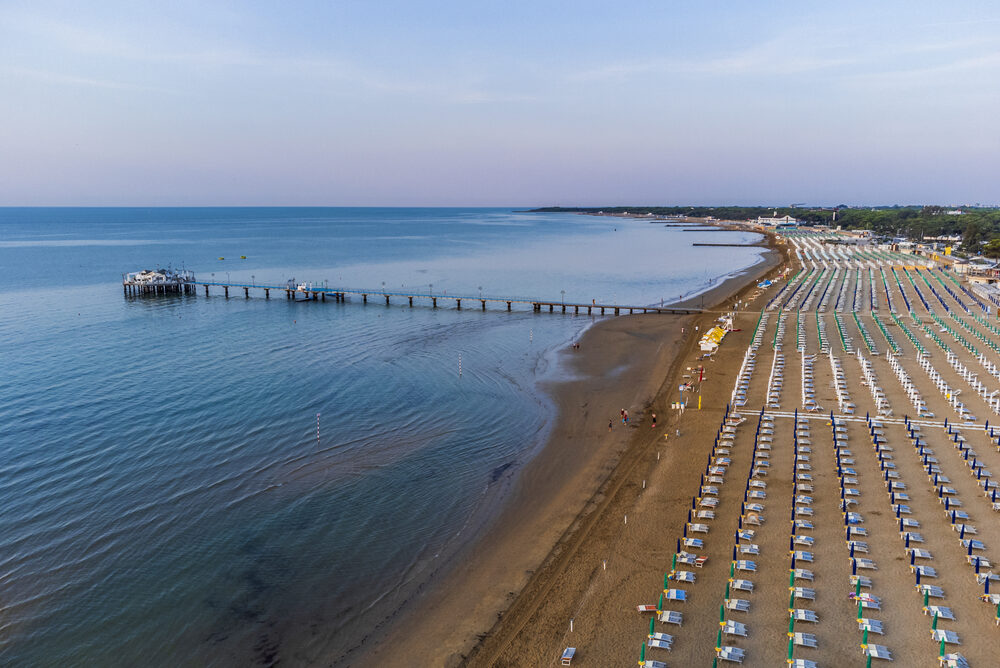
[1,1,998,206]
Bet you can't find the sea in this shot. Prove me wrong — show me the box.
[0,208,766,666]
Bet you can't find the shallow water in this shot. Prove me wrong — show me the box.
[0,208,765,665]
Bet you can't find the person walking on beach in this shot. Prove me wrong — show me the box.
[651,413,656,428]
[624,409,629,424]
[608,419,613,432]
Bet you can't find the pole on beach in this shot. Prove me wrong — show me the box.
[316,413,320,448]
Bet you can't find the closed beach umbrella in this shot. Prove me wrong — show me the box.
[716,627,722,649]
[862,627,868,647]
[719,604,725,624]
[932,613,938,630]
[940,638,946,657]
[857,601,863,620]
[788,615,794,635]
[639,641,645,666]
[923,589,929,608]
[855,578,862,596]
[658,592,664,611]
[649,617,655,636]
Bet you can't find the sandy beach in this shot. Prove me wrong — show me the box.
[360,226,785,667]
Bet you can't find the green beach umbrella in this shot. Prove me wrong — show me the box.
[725,581,730,599]
[932,613,938,630]
[789,591,795,609]
[857,600,863,620]
[719,604,725,624]
[923,589,929,608]
[664,571,670,589]
[671,553,677,571]
[940,638,946,657]
[730,562,735,578]
[866,654,872,668]
[787,637,794,661]
[716,627,722,649]
[658,592,663,611]
[788,615,795,635]
[639,641,645,666]
[862,627,868,647]
[855,578,862,596]
[789,570,795,587]
[995,602,999,620]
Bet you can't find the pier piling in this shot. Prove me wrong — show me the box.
[456,299,461,309]
[245,287,249,298]
[224,286,229,298]
[409,297,413,307]
[481,299,486,311]
[432,298,437,308]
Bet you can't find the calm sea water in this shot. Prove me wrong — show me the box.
[0,208,765,666]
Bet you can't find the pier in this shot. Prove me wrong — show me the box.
[122,273,700,315]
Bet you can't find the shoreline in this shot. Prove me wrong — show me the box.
[359,229,786,667]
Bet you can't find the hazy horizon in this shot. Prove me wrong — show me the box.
[2,1,998,207]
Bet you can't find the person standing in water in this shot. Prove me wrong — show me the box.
[608,419,613,432]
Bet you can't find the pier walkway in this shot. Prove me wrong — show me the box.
[122,275,700,316]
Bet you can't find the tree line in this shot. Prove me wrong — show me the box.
[531,206,1000,254]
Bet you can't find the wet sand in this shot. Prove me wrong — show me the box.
[359,231,785,667]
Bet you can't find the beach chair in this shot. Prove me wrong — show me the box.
[647,636,672,650]
[683,538,704,549]
[673,570,695,583]
[676,551,697,565]
[689,523,710,534]
[865,644,892,660]
[911,565,937,578]
[794,535,814,547]
[793,568,814,581]
[931,629,960,645]
[737,529,755,541]
[925,606,955,620]
[663,589,686,602]
[793,632,817,648]
[791,587,816,600]
[695,556,709,568]
[560,647,575,665]
[850,575,872,588]
[637,604,658,612]
[735,560,756,572]
[647,662,667,668]
[740,543,759,555]
[792,660,819,668]
[918,585,945,598]
[859,618,883,634]
[726,598,750,612]
[658,610,683,626]
[723,620,747,637]
[855,558,877,570]
[696,510,715,520]
[939,653,970,668]
[716,646,745,663]
[791,608,819,622]
[731,579,754,592]
[793,551,814,563]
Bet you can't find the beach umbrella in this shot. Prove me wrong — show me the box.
[852,558,857,575]
[916,570,921,585]
[995,602,999,622]
[910,551,915,565]
[976,557,981,574]
[790,570,796,587]
[862,627,868,647]
[787,637,794,662]
[658,592,664,611]
[855,578,862,596]
[932,613,938,630]
[672,553,677,571]
[923,589,929,608]
[857,601,863,620]
[716,627,722,649]
[677,538,681,553]
[866,654,872,668]
[788,615,794,635]
[940,638,946,657]
[725,581,730,599]
[639,641,646,666]
[789,591,795,609]
[730,562,735,578]
[649,617,655,636]
[719,604,725,624]
[986,578,991,595]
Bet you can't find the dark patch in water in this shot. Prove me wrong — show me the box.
[491,461,514,483]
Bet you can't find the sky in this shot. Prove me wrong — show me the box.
[1,1,998,206]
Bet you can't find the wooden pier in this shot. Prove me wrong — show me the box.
[122,274,700,315]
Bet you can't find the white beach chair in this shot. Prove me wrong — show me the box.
[859,618,883,634]
[793,632,817,648]
[560,647,575,665]
[791,608,818,622]
[716,646,745,663]
[931,629,960,645]
[865,644,892,660]
[723,620,747,637]
[731,579,754,592]
[726,598,750,612]
[658,610,683,626]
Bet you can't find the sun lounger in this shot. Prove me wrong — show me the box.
[793,568,814,581]
[717,646,745,663]
[925,606,955,620]
[918,584,945,598]
[723,620,747,637]
[637,604,658,612]
[865,644,892,660]
[792,660,818,668]
[673,570,695,583]
[663,589,686,601]
[658,610,683,625]
[791,608,818,622]
[731,579,753,592]
[859,618,883,634]
[793,632,817,648]
[792,587,816,600]
[647,661,667,668]
[931,629,960,645]
[726,597,750,612]
[647,636,672,650]
[561,647,575,665]
[735,560,756,572]
[939,653,970,668]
